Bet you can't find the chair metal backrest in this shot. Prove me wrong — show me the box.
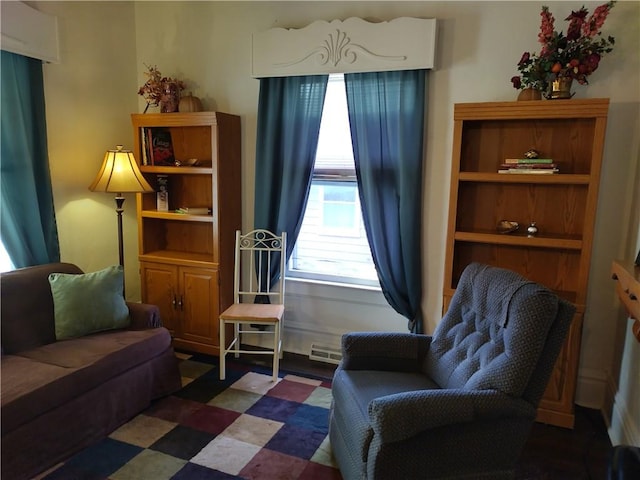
[233,229,287,305]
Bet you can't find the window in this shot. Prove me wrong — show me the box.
[288,74,378,287]
[0,241,14,273]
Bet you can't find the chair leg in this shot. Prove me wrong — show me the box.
[219,318,226,380]
[234,321,240,358]
[272,322,280,382]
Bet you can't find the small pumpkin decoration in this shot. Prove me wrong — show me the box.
[179,93,203,112]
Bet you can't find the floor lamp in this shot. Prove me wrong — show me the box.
[89,145,154,294]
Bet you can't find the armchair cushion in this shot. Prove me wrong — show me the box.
[48,265,130,340]
[368,389,536,444]
[425,263,559,397]
[331,366,439,463]
[341,331,431,371]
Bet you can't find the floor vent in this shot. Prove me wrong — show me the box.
[309,344,342,365]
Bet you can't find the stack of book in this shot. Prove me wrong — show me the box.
[498,158,558,174]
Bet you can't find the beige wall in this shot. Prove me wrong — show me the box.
[33,1,639,442]
[36,1,140,298]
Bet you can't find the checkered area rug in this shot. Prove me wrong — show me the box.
[39,353,343,480]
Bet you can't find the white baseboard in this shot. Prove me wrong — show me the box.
[606,373,640,446]
[575,367,608,409]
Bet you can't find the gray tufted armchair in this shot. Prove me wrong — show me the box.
[329,262,575,480]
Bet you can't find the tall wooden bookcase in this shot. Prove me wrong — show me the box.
[443,99,609,428]
[131,112,241,356]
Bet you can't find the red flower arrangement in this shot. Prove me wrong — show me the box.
[511,2,616,92]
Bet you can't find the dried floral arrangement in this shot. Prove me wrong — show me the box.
[138,64,186,112]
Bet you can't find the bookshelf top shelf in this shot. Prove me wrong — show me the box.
[131,111,235,128]
[140,165,213,175]
[454,98,610,121]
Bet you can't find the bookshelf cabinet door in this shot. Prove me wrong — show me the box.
[141,262,179,336]
[180,266,220,346]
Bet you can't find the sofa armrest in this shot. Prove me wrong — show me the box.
[368,389,536,444]
[341,332,432,372]
[126,302,162,329]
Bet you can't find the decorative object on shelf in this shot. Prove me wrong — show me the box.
[179,93,203,112]
[174,158,199,167]
[517,87,542,101]
[510,2,616,98]
[160,82,180,113]
[527,222,539,237]
[156,175,169,211]
[547,76,575,99]
[88,145,154,292]
[524,149,540,159]
[497,220,519,234]
[138,64,186,113]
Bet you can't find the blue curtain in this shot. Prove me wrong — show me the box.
[1,50,60,268]
[253,75,328,287]
[345,70,426,333]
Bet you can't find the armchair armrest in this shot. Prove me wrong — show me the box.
[341,332,432,372]
[126,302,161,329]
[368,389,536,444]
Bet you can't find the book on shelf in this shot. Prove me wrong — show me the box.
[504,158,554,164]
[147,127,175,166]
[499,163,557,169]
[498,168,559,174]
[140,128,149,165]
[175,207,212,215]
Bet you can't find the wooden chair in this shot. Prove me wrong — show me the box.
[219,229,287,382]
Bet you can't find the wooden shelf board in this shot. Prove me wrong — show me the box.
[453,98,609,121]
[458,172,591,184]
[454,231,582,250]
[141,210,214,222]
[140,250,215,268]
[140,165,213,175]
[132,111,229,127]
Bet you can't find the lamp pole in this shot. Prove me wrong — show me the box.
[115,194,125,293]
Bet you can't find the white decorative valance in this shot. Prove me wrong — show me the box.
[0,1,60,63]
[251,17,437,78]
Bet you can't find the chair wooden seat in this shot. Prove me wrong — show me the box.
[220,303,284,323]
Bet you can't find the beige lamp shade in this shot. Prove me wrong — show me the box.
[89,145,153,194]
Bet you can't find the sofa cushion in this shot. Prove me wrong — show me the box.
[49,265,130,340]
[1,263,82,354]
[0,328,172,435]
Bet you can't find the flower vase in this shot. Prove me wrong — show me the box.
[546,77,574,100]
[517,88,542,101]
[160,82,180,113]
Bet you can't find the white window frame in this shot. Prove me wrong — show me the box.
[287,75,379,288]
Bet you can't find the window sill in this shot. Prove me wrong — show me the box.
[285,276,391,307]
[287,276,381,292]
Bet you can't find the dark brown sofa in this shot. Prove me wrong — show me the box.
[0,263,182,480]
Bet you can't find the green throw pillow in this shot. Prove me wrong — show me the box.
[49,265,130,340]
